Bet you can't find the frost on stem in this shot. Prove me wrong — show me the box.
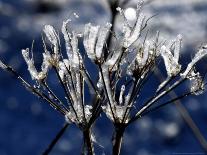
[43,25,60,64]
[117,1,145,48]
[22,48,51,80]
[83,23,112,61]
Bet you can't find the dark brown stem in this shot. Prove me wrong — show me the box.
[83,128,94,155]
[43,123,69,155]
[112,125,125,155]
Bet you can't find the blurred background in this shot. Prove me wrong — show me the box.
[0,0,207,154]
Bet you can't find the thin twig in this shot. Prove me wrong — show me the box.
[43,123,69,155]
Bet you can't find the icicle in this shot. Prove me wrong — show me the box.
[161,45,181,77]
[0,60,7,69]
[181,47,207,78]
[119,85,125,105]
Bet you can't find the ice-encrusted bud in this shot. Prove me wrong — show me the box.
[161,44,181,77]
[181,46,207,78]
[84,23,111,61]
[0,60,7,69]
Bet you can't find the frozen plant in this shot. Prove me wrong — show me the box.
[0,0,207,155]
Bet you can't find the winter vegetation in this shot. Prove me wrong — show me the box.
[0,0,207,154]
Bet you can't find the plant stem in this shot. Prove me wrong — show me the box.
[83,128,94,155]
[112,125,125,155]
[43,123,69,155]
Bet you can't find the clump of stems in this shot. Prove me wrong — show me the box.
[0,1,207,155]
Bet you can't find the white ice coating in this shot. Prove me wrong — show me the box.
[43,25,59,58]
[84,23,99,60]
[161,45,181,77]
[95,23,112,59]
[22,48,50,80]
[181,47,207,78]
[71,32,81,70]
[84,23,111,61]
